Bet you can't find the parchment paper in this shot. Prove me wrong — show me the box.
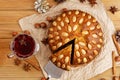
[19,0,119,80]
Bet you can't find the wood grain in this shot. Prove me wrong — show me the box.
[0,0,120,80]
[0,11,37,24]
[0,0,35,10]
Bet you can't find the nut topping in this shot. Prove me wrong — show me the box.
[90,26,95,30]
[68,11,72,15]
[65,56,69,63]
[77,58,81,63]
[49,39,54,43]
[73,25,78,31]
[49,28,53,31]
[61,21,64,27]
[62,32,68,37]
[93,19,96,22]
[75,44,79,50]
[68,25,72,32]
[73,16,77,22]
[98,32,103,36]
[58,54,64,59]
[75,10,79,15]
[57,62,61,67]
[82,30,89,35]
[94,50,98,55]
[52,46,56,50]
[57,42,62,47]
[89,55,93,60]
[65,17,69,23]
[55,36,60,40]
[53,21,57,26]
[67,66,71,70]
[57,26,62,30]
[99,38,103,43]
[92,34,98,38]
[57,17,61,21]
[88,15,92,19]
[54,32,59,35]
[82,13,86,16]
[97,44,101,48]
[87,21,91,26]
[48,34,53,38]
[52,57,56,62]
[62,13,66,17]
[96,25,101,29]
[76,51,80,57]
[79,42,86,46]
[81,49,86,55]
[88,44,92,49]
[92,40,96,44]
[83,58,87,63]
[46,16,53,22]
[65,38,70,43]
[62,64,65,68]
[79,18,84,24]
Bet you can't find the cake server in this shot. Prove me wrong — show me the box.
[44,61,64,80]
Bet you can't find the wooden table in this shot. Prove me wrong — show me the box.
[0,0,120,80]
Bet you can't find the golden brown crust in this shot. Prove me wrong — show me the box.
[48,10,103,70]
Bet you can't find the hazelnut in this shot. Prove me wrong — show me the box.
[46,16,53,22]
[12,31,18,37]
[41,77,47,80]
[113,76,118,80]
[62,8,68,12]
[23,30,30,35]
[34,23,41,28]
[35,22,47,29]
[115,56,120,62]
[40,22,47,28]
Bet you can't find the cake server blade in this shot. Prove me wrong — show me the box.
[44,61,64,79]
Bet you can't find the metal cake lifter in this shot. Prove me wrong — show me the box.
[44,61,64,80]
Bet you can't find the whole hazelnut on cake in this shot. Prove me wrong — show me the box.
[48,10,103,70]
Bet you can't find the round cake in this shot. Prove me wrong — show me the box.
[48,10,103,70]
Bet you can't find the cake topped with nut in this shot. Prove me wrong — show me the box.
[48,10,103,70]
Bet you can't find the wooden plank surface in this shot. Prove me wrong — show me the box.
[0,0,120,80]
